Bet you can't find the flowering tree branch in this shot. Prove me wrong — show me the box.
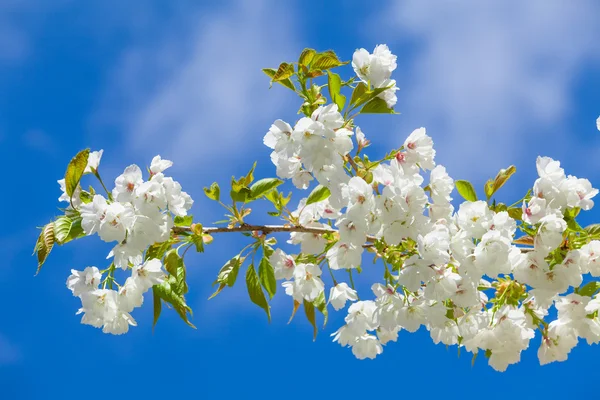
[173,224,377,242]
[34,44,600,372]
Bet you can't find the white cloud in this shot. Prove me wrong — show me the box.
[375,0,600,184]
[95,0,300,170]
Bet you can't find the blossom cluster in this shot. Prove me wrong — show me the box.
[40,43,600,371]
[58,153,193,334]
[263,45,600,370]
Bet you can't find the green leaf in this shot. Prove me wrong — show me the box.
[152,287,162,331]
[246,264,271,322]
[153,280,195,328]
[174,215,193,227]
[262,68,295,91]
[249,178,283,200]
[585,224,600,237]
[210,255,242,300]
[484,180,495,200]
[190,233,205,253]
[306,185,331,206]
[507,207,523,221]
[64,149,90,206]
[54,216,73,244]
[311,50,347,70]
[53,215,85,245]
[455,180,478,202]
[204,182,220,202]
[350,82,368,107]
[258,256,277,299]
[299,48,316,66]
[288,300,301,324]
[360,97,394,114]
[314,291,328,327]
[578,281,600,297]
[34,222,55,274]
[146,241,172,261]
[271,62,295,82]
[327,71,346,111]
[485,165,517,200]
[303,299,318,341]
[164,250,188,295]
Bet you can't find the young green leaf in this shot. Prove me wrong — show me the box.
[578,281,600,297]
[64,149,90,206]
[174,215,193,227]
[306,185,331,206]
[271,62,295,82]
[485,165,517,200]
[164,250,188,295]
[203,182,220,201]
[262,68,296,91]
[327,71,346,111]
[303,300,318,341]
[455,180,478,202]
[211,255,242,299]
[350,82,368,108]
[299,48,316,66]
[258,256,277,299]
[246,264,271,322]
[153,280,195,328]
[360,97,394,114]
[146,241,173,261]
[152,287,162,331]
[53,216,73,244]
[288,300,301,324]
[249,178,283,200]
[314,291,328,327]
[34,222,55,274]
[311,50,348,70]
[585,224,600,237]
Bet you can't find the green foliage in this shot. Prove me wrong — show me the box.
[249,178,283,200]
[64,149,90,207]
[265,188,292,216]
[258,247,276,299]
[314,291,328,327]
[306,184,331,206]
[361,97,394,114]
[298,48,316,66]
[303,299,318,341]
[585,224,600,237]
[146,240,173,261]
[53,215,85,244]
[246,264,271,322]
[34,222,55,274]
[153,248,194,328]
[271,62,295,82]
[262,68,295,91]
[578,281,600,297]
[455,180,478,202]
[230,162,257,203]
[204,182,221,202]
[209,255,242,299]
[327,71,346,111]
[310,50,347,70]
[153,279,195,329]
[152,287,162,331]
[174,215,193,227]
[484,165,517,200]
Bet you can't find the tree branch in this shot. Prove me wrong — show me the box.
[173,224,377,243]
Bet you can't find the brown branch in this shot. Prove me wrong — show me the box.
[173,224,378,244]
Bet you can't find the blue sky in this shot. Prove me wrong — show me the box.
[2,0,600,398]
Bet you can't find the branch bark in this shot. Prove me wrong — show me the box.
[172,224,378,244]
